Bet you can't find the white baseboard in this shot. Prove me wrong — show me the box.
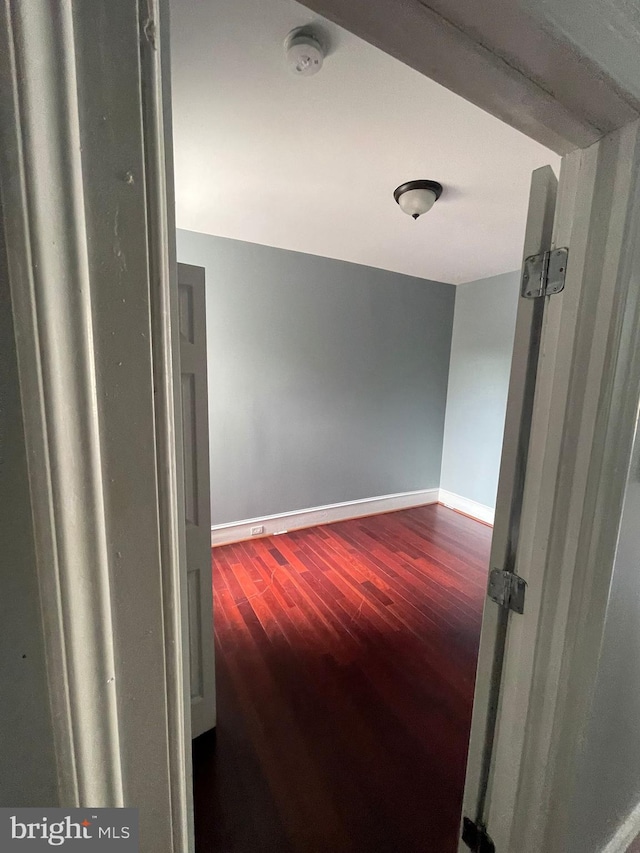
[210,488,439,547]
[602,800,640,853]
[438,489,495,525]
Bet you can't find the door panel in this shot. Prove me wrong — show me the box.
[178,262,216,738]
[460,165,558,849]
[181,373,199,527]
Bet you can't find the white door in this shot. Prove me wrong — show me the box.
[460,165,559,852]
[178,262,216,738]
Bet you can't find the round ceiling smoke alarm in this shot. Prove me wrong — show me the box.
[285,29,325,76]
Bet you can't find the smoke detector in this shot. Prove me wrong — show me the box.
[285,28,325,76]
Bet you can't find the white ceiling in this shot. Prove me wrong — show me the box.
[170,0,561,284]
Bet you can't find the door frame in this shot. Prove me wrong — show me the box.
[0,0,191,849]
[2,1,640,851]
[462,120,640,852]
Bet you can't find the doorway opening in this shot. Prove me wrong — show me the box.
[169,0,559,849]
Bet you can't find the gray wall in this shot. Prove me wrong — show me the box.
[0,226,58,806]
[440,271,519,509]
[177,231,455,525]
[567,425,640,852]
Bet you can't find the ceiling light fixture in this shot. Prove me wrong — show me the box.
[393,180,443,220]
[285,28,326,76]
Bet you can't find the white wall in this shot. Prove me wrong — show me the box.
[440,271,519,512]
[567,422,640,852]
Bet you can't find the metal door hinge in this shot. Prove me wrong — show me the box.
[488,568,527,614]
[462,817,495,853]
[522,247,568,298]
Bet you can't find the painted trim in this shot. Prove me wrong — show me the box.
[602,801,640,853]
[438,490,495,525]
[0,0,192,847]
[1,0,123,805]
[141,2,195,849]
[211,489,439,546]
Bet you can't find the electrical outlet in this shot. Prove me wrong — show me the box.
[250,525,265,536]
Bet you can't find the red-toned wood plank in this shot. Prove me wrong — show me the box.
[322,526,484,625]
[194,504,491,853]
[213,587,352,851]
[320,527,484,651]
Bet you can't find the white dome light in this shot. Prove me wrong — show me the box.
[394,180,443,220]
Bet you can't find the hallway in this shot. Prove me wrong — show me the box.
[193,504,491,852]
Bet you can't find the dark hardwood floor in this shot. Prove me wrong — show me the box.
[193,504,492,853]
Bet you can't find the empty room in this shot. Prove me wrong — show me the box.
[169,0,559,848]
